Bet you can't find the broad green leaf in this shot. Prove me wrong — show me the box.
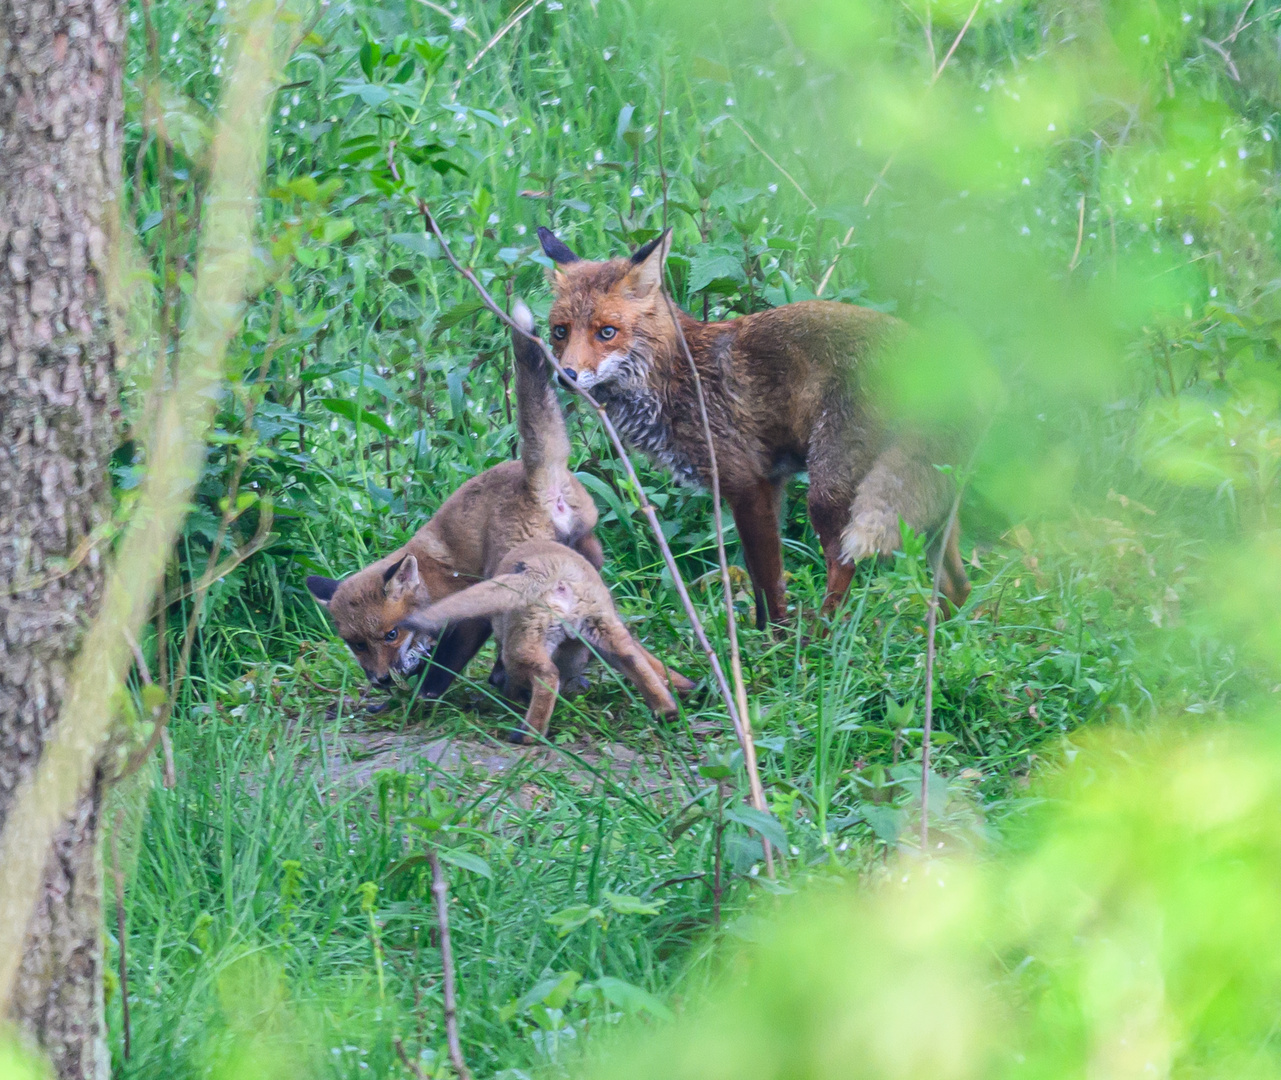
[318,398,394,436]
[601,892,665,916]
[724,804,789,853]
[436,849,493,880]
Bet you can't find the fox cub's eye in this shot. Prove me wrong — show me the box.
[597,326,617,341]
[384,628,399,643]
[552,324,569,341]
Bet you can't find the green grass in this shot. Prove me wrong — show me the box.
[107,0,1278,1076]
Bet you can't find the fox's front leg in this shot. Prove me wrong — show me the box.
[728,479,787,629]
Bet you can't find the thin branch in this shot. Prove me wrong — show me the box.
[427,848,471,1080]
[463,0,542,74]
[394,1038,428,1080]
[384,147,755,776]
[816,0,980,295]
[660,82,776,875]
[728,117,817,210]
[411,0,481,39]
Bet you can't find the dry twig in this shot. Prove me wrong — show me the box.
[384,147,767,821]
[658,82,776,874]
[427,848,472,1080]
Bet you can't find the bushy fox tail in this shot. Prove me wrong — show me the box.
[511,299,571,481]
[398,575,529,639]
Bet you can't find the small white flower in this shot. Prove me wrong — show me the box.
[1183,232,1194,245]
[562,121,570,133]
[1047,122,1056,132]
[1022,177,1031,186]
[603,48,613,60]
[1021,225,1031,235]
[630,185,643,197]
[726,96,735,106]
[594,149,604,161]
[1239,147,1248,159]
[171,30,180,42]
[1182,11,1192,21]
[1210,286,1218,297]
[451,15,467,30]
[515,224,527,235]
[768,183,778,193]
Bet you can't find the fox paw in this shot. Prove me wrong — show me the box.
[840,510,902,564]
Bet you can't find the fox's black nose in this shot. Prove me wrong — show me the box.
[562,367,577,381]
[369,671,393,687]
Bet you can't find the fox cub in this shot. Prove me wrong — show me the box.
[397,540,695,743]
[537,226,969,627]
[306,302,602,696]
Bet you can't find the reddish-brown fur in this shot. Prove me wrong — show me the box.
[398,540,695,743]
[306,304,605,695]
[540,228,969,625]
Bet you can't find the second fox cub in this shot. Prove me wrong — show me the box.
[538,226,970,627]
[305,302,601,696]
[397,540,695,743]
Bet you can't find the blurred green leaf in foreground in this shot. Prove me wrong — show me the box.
[578,719,1281,1079]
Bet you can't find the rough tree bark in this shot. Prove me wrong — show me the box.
[0,1,123,1077]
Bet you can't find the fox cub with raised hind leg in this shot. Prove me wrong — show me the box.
[537,226,970,628]
[397,539,696,743]
[305,302,603,697]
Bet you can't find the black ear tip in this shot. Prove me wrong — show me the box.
[538,226,581,265]
[630,230,672,265]
[306,574,340,602]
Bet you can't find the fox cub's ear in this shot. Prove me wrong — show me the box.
[306,575,340,607]
[383,554,420,600]
[623,228,672,299]
[537,226,580,265]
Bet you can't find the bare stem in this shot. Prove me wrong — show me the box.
[657,81,775,875]
[427,848,471,1080]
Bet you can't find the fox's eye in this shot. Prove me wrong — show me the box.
[597,326,617,341]
[552,325,568,341]
[384,628,399,643]
[347,640,367,653]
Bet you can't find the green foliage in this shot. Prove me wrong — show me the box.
[577,721,1281,1079]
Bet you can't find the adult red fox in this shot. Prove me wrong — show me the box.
[537,226,969,627]
[397,540,695,743]
[305,302,603,696]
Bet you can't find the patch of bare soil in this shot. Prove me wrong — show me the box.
[309,720,689,809]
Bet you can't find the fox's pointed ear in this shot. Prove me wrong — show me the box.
[306,574,340,607]
[623,229,672,299]
[383,555,420,601]
[538,226,580,265]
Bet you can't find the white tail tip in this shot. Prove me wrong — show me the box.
[512,299,534,333]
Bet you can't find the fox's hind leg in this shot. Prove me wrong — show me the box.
[840,443,969,609]
[590,620,679,718]
[809,494,858,616]
[637,647,696,697]
[504,648,561,744]
[929,517,970,612]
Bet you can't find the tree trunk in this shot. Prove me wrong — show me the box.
[0,1,123,1077]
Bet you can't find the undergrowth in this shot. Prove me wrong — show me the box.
[106,0,1276,1076]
